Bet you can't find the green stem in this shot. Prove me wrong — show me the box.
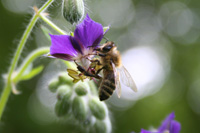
[13,47,49,83]
[0,0,54,120]
[39,14,66,35]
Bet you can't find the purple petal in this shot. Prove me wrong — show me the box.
[158,112,175,132]
[50,34,77,60]
[70,36,83,54]
[74,14,104,49]
[51,54,75,61]
[170,120,181,133]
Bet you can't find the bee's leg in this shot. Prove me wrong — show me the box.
[87,58,102,65]
[74,60,92,76]
[85,58,102,73]
[74,60,101,79]
[85,58,103,78]
[93,59,101,65]
[94,74,102,79]
[85,57,94,62]
[95,66,106,75]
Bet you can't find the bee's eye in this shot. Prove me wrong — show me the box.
[103,45,112,52]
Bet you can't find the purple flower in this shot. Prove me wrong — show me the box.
[49,14,104,61]
[141,112,181,133]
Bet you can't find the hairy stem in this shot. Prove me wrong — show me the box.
[39,14,66,35]
[0,0,54,120]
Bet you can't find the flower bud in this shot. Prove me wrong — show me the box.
[62,0,85,24]
[55,97,71,117]
[72,97,87,121]
[48,78,59,93]
[74,82,89,96]
[58,72,73,85]
[89,97,106,120]
[92,120,107,133]
[57,85,72,100]
[55,85,72,116]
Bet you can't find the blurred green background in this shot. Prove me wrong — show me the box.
[1,0,200,133]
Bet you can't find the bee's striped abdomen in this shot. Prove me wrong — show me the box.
[99,70,115,101]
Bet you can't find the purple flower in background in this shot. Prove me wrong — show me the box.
[141,112,181,133]
[49,14,104,61]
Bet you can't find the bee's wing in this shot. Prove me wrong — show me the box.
[112,62,121,98]
[116,71,121,98]
[118,65,137,92]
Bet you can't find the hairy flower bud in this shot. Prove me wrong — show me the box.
[58,72,73,85]
[62,0,85,24]
[48,78,59,92]
[74,82,89,96]
[72,97,87,121]
[89,97,106,120]
[55,85,72,116]
[55,97,71,117]
[93,120,107,133]
[57,85,72,100]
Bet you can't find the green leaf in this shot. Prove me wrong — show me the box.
[14,63,33,82]
[20,65,44,81]
[22,63,33,76]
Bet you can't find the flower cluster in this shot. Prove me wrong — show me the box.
[48,72,112,133]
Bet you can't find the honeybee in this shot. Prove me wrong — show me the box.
[72,41,137,101]
[93,41,138,101]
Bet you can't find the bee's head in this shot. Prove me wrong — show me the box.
[97,41,115,53]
